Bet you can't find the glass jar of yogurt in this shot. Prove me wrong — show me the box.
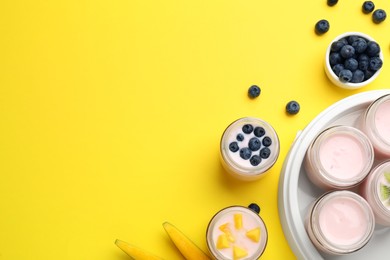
[206,204,267,260]
[304,125,374,190]
[220,117,280,181]
[360,160,390,226]
[361,94,390,158]
[305,190,375,255]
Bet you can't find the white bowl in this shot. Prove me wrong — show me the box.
[324,32,384,90]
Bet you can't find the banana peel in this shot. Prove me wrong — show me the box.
[162,221,211,260]
[115,239,164,260]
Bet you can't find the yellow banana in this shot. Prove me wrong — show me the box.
[162,221,211,260]
[115,239,164,260]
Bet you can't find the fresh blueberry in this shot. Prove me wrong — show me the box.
[329,52,342,66]
[340,45,355,59]
[330,40,346,52]
[248,137,261,151]
[286,101,300,115]
[339,69,353,82]
[332,64,345,76]
[352,38,367,53]
[249,155,261,166]
[373,9,387,24]
[248,85,261,98]
[260,147,271,159]
[366,41,380,57]
[358,54,370,70]
[236,133,244,142]
[242,124,254,134]
[339,38,349,45]
[262,136,272,147]
[344,58,359,71]
[315,19,330,35]
[365,69,375,80]
[248,203,260,214]
[362,1,375,14]
[240,147,252,160]
[254,126,265,138]
[347,35,360,45]
[327,0,338,6]
[229,142,239,152]
[351,70,365,83]
[369,57,383,71]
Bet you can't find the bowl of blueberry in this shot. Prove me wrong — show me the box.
[325,32,384,89]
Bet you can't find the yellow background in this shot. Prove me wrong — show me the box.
[1,0,390,259]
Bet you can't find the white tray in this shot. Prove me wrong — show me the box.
[278,89,390,260]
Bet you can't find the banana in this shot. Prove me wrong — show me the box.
[162,222,211,260]
[115,239,164,260]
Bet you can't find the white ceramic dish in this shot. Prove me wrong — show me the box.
[278,89,390,260]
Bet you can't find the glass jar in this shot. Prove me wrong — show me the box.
[304,125,374,190]
[206,204,267,260]
[360,160,390,226]
[220,117,280,181]
[305,190,375,255]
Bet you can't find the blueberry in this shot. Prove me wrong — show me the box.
[229,142,239,152]
[262,136,272,147]
[340,45,355,59]
[362,1,375,14]
[369,57,383,71]
[248,137,261,151]
[347,35,360,45]
[286,100,300,115]
[352,38,367,53]
[240,147,252,160]
[344,58,359,71]
[332,64,345,76]
[327,0,338,6]
[248,85,261,98]
[358,54,370,70]
[339,38,349,45]
[329,52,342,66]
[339,69,353,82]
[365,69,375,80]
[253,126,265,138]
[315,19,330,35]
[249,155,261,166]
[351,70,365,83]
[236,133,244,142]
[248,203,260,214]
[373,9,387,24]
[330,40,346,52]
[366,41,380,57]
[260,147,271,159]
[242,124,254,134]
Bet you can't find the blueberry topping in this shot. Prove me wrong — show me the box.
[229,142,239,152]
[286,100,300,115]
[369,57,383,71]
[331,40,346,52]
[339,69,353,82]
[242,124,254,134]
[248,137,261,151]
[236,133,244,142]
[254,126,265,138]
[344,58,358,71]
[362,1,375,14]
[240,147,252,160]
[260,147,271,159]
[332,64,345,76]
[249,155,261,166]
[340,45,355,59]
[351,38,367,53]
[262,136,272,147]
[373,9,386,24]
[329,52,342,66]
[248,85,261,98]
[248,203,260,214]
[366,41,380,57]
[327,0,338,6]
[351,70,365,83]
[315,19,330,35]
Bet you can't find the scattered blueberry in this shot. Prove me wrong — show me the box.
[248,85,261,98]
[286,101,300,115]
[339,69,353,82]
[373,9,387,24]
[369,56,383,71]
[260,147,271,159]
[351,69,365,83]
[344,58,359,71]
[254,126,265,138]
[242,124,254,134]
[229,142,239,152]
[362,1,375,14]
[366,41,380,57]
[352,38,367,53]
[315,19,330,35]
[327,0,338,6]
[332,63,345,76]
[250,155,261,166]
[340,45,355,58]
[262,136,272,147]
[236,133,244,142]
[240,147,252,160]
[248,203,260,214]
[248,137,261,151]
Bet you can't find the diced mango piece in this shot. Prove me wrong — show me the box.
[219,223,235,242]
[246,227,261,243]
[233,246,248,259]
[216,234,230,249]
[234,213,243,229]
[219,223,230,232]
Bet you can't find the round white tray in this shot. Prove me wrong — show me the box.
[278,89,390,260]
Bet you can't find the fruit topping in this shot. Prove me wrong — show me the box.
[240,147,252,160]
[248,137,261,151]
[234,214,243,229]
[262,137,272,147]
[236,133,244,142]
[254,127,265,138]
[229,142,239,152]
[246,228,261,243]
[250,155,261,166]
[242,124,254,134]
[216,234,230,249]
[233,246,248,260]
[260,148,271,159]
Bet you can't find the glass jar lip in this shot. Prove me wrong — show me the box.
[206,205,268,260]
[220,117,280,177]
[309,125,374,188]
[370,160,390,217]
[309,190,375,254]
[364,94,390,147]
